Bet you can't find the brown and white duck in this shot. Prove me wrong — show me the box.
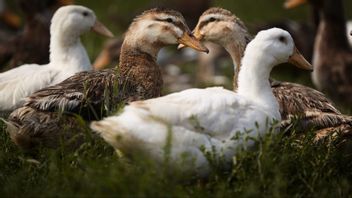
[4,8,208,151]
[180,7,352,134]
[285,0,352,107]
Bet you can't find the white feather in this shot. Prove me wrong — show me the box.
[91,28,295,176]
[0,5,97,111]
[346,20,352,47]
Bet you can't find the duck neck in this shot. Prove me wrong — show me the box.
[118,35,163,97]
[237,52,279,116]
[315,0,349,52]
[49,30,91,71]
[222,31,250,91]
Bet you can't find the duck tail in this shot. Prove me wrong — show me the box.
[90,119,124,145]
[91,117,140,152]
[314,114,352,141]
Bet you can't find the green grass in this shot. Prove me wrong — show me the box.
[1,1,352,197]
[1,119,352,197]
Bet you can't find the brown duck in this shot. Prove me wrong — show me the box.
[5,8,208,151]
[181,7,352,136]
[286,0,352,106]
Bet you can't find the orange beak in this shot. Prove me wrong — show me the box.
[288,47,313,71]
[91,20,114,38]
[284,0,307,9]
[177,32,208,53]
[177,25,204,51]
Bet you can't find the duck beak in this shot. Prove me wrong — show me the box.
[284,0,307,9]
[0,10,21,29]
[93,49,111,70]
[92,20,114,38]
[177,32,208,53]
[288,47,313,71]
[177,28,204,51]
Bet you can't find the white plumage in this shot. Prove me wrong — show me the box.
[91,28,312,177]
[0,5,113,111]
[347,21,352,47]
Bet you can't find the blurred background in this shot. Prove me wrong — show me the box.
[1,0,351,105]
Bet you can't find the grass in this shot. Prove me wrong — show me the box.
[1,118,352,197]
[1,0,352,197]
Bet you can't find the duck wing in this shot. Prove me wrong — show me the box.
[271,81,352,130]
[23,68,142,120]
[93,87,273,143]
[0,64,59,111]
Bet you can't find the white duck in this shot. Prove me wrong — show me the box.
[0,5,113,112]
[91,28,313,177]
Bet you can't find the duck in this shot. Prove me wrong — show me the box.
[0,5,113,113]
[285,0,352,106]
[5,8,208,151]
[0,0,74,70]
[182,7,352,133]
[91,28,313,177]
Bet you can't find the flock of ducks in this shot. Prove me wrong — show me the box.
[180,8,352,136]
[0,0,351,177]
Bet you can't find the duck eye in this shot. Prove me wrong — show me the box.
[166,18,173,23]
[82,11,89,17]
[209,17,216,22]
[278,36,286,43]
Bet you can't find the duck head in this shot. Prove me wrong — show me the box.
[247,28,313,70]
[50,5,113,40]
[123,8,208,56]
[191,7,250,47]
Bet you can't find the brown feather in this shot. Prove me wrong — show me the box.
[5,8,184,151]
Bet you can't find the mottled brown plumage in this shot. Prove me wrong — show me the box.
[271,80,352,131]
[7,52,155,150]
[6,8,205,151]
[271,80,339,120]
[193,7,352,136]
